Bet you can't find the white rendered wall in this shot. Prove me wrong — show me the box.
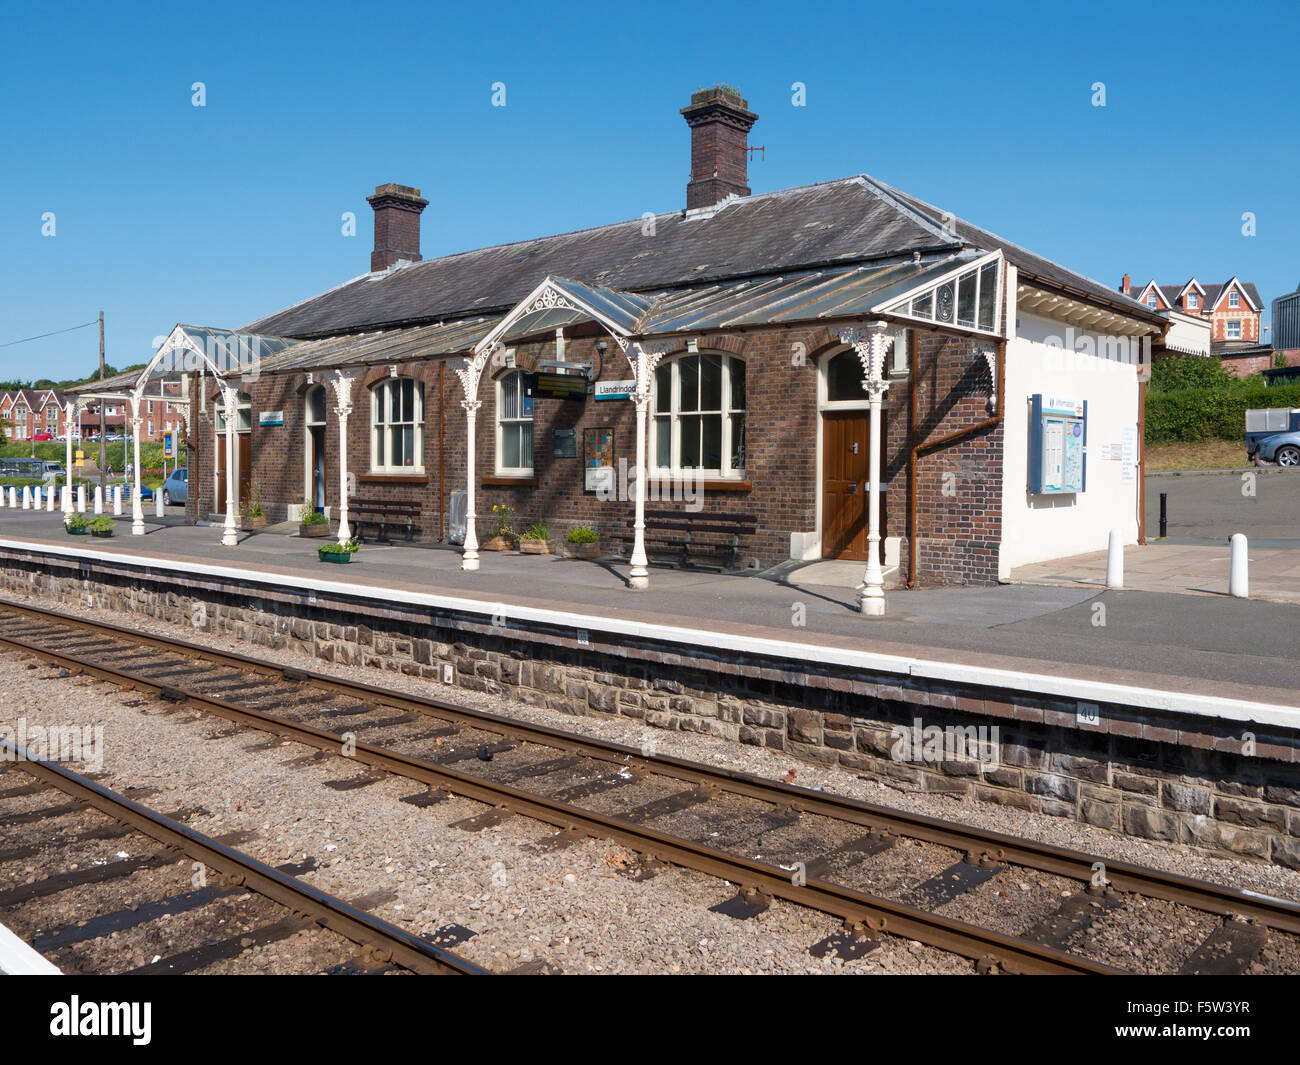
[999,311,1141,577]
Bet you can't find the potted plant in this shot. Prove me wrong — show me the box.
[562,526,600,560]
[519,521,551,554]
[317,537,359,565]
[299,500,330,538]
[65,513,88,536]
[89,516,115,539]
[482,503,517,551]
[240,485,267,531]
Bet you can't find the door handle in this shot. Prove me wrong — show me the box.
[850,442,859,454]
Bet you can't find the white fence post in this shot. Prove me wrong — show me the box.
[94,486,103,515]
[113,486,122,516]
[77,485,87,512]
[1229,533,1249,599]
[155,490,164,518]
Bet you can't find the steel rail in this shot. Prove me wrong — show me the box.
[2,598,1296,938]
[0,609,1115,974]
[0,740,485,975]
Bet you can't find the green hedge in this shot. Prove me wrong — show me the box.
[1146,380,1300,444]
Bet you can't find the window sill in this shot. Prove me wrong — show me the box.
[482,475,537,487]
[359,472,429,484]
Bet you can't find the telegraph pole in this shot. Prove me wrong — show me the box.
[98,311,106,485]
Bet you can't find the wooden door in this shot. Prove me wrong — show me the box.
[310,425,326,510]
[821,410,886,561]
[215,434,253,511]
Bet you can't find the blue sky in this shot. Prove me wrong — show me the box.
[2,0,1297,380]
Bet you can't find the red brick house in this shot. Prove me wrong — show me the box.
[160,87,1163,594]
[1121,273,1265,374]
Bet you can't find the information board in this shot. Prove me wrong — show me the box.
[1028,394,1087,495]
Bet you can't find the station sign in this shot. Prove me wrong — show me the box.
[258,411,284,426]
[594,379,635,401]
[1028,394,1087,495]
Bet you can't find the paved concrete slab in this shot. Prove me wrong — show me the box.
[0,507,1296,708]
[1013,542,1300,603]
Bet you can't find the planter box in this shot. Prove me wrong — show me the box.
[318,551,352,564]
[242,515,267,531]
[482,536,515,551]
[66,528,87,535]
[562,541,600,560]
[299,522,331,538]
[519,539,550,555]
[91,530,114,538]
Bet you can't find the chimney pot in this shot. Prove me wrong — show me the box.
[367,183,429,272]
[681,86,758,210]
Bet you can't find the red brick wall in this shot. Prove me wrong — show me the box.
[189,324,1004,586]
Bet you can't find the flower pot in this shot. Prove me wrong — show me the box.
[318,551,351,564]
[482,536,514,551]
[562,541,600,560]
[91,530,114,538]
[242,515,267,531]
[519,538,550,555]
[299,522,330,538]
[66,527,87,535]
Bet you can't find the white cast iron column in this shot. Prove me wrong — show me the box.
[625,342,663,591]
[842,323,893,616]
[220,384,239,547]
[455,348,492,571]
[63,400,77,515]
[329,370,358,544]
[130,391,146,535]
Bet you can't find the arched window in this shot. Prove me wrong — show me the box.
[371,376,423,472]
[652,353,746,476]
[305,383,327,426]
[495,371,534,476]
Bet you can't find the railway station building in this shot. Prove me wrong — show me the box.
[147,87,1164,593]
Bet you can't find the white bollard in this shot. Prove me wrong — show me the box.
[113,486,122,516]
[155,490,164,518]
[9,486,16,508]
[77,485,86,512]
[94,486,103,515]
[1229,533,1249,599]
[48,487,57,512]
[21,487,30,510]
[1105,528,1124,589]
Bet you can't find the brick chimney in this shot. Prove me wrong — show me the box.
[367,183,429,272]
[681,86,758,210]
[1121,273,1132,295]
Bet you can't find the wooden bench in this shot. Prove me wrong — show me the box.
[351,499,419,544]
[623,508,758,570]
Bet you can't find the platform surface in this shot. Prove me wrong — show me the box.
[0,509,1296,714]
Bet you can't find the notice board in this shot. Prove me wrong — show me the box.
[1028,394,1087,495]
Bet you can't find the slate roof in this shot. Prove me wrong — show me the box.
[244,175,1165,340]
[1138,279,1263,312]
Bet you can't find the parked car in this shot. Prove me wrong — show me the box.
[122,481,154,502]
[33,432,53,441]
[1245,407,1300,467]
[161,467,188,505]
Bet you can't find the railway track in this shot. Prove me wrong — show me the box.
[1,596,1296,975]
[0,743,484,975]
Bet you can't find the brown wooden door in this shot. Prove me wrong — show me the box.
[821,410,885,561]
[215,434,253,511]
